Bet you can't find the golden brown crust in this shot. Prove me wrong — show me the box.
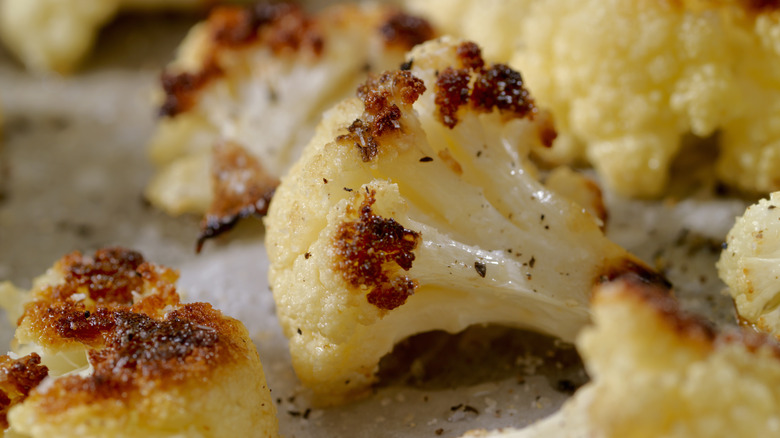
[159,3,435,118]
[338,71,426,162]
[197,142,280,252]
[334,190,421,311]
[434,42,537,129]
[0,354,48,429]
[17,249,252,415]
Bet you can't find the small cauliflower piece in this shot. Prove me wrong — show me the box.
[0,0,222,74]
[407,0,780,197]
[463,277,780,438]
[145,2,436,246]
[1,247,278,438]
[264,37,667,405]
[717,192,780,335]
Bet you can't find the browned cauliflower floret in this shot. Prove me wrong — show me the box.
[407,0,780,197]
[264,37,667,406]
[1,248,278,438]
[462,277,780,438]
[0,0,224,74]
[144,2,436,246]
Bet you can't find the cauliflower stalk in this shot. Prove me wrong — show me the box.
[145,2,435,245]
[463,278,780,438]
[718,192,780,336]
[0,248,278,438]
[264,37,667,405]
[407,0,780,197]
[0,0,223,74]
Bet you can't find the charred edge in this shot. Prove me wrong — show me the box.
[604,274,720,344]
[339,71,426,161]
[0,353,49,429]
[379,11,435,50]
[598,258,672,292]
[159,63,223,117]
[471,64,536,118]
[456,41,484,71]
[196,188,275,253]
[46,304,224,410]
[160,3,322,117]
[334,190,421,311]
[435,67,471,129]
[56,248,146,305]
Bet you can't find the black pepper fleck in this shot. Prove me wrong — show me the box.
[529,256,536,268]
[474,261,487,278]
[343,187,353,192]
[400,59,413,70]
[304,252,311,259]
[419,156,434,162]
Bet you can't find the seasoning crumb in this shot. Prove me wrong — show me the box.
[304,252,311,259]
[401,60,413,70]
[297,328,302,335]
[474,261,487,278]
[323,178,328,184]
[419,156,434,162]
[529,256,536,268]
[435,428,444,435]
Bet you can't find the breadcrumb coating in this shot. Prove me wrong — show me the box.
[2,248,278,438]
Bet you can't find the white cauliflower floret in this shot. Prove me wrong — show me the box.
[0,248,278,438]
[407,0,780,197]
[462,278,780,438]
[145,2,436,246]
[717,192,780,335]
[0,0,221,74]
[264,37,667,405]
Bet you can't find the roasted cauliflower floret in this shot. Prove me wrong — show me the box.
[0,0,222,74]
[463,277,780,438]
[717,192,780,335]
[264,37,667,405]
[407,0,780,197]
[145,2,435,246]
[0,248,278,438]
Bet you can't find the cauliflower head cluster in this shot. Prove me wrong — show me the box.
[264,36,668,405]
[407,0,780,197]
[145,1,436,246]
[717,192,780,336]
[0,248,277,438]
[463,277,780,438]
[0,0,221,74]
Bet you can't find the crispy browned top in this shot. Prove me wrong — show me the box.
[34,302,245,415]
[197,142,280,251]
[334,190,421,311]
[17,248,252,413]
[51,247,146,305]
[160,2,435,117]
[0,354,48,429]
[338,71,426,161]
[435,42,537,129]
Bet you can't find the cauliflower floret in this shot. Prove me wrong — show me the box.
[145,2,436,247]
[0,248,278,438]
[462,277,780,438]
[407,0,780,197]
[264,37,667,405]
[0,0,221,74]
[717,192,780,335]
